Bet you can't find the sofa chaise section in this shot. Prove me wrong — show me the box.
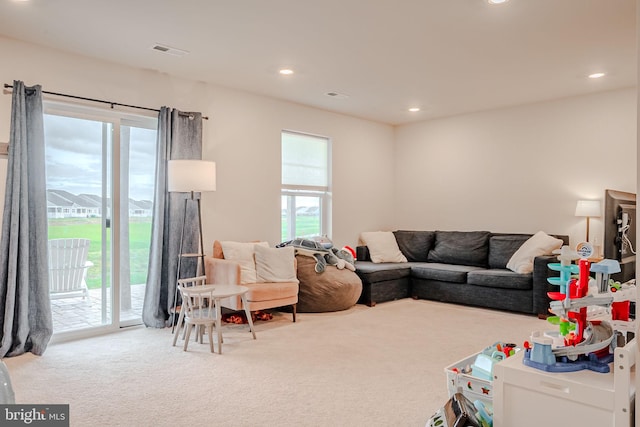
[353,259,412,307]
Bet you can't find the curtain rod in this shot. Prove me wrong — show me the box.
[3,83,209,120]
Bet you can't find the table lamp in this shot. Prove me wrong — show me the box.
[575,199,601,243]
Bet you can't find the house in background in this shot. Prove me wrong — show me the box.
[128,199,152,217]
[46,189,101,219]
[46,189,150,219]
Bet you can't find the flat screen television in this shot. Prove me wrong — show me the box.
[603,189,636,276]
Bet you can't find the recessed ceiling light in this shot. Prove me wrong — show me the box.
[488,0,509,4]
[279,69,294,75]
[408,107,421,112]
[588,72,606,79]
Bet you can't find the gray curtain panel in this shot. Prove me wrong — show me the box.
[0,81,52,357]
[143,108,203,328]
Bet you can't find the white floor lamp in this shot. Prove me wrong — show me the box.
[167,159,216,329]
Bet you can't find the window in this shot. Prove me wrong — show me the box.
[281,130,331,241]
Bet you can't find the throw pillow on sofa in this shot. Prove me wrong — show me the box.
[506,231,563,274]
[359,231,408,263]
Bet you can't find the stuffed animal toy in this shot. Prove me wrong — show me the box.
[277,238,356,273]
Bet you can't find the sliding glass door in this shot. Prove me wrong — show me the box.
[44,103,157,338]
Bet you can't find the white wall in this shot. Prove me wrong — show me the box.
[0,36,395,250]
[394,88,637,248]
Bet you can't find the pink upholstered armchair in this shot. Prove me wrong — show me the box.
[204,241,299,322]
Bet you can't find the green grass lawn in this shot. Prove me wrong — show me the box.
[48,217,152,289]
[281,215,321,241]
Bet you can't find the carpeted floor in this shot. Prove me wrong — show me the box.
[4,299,546,426]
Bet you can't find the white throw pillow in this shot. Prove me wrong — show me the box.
[506,231,563,274]
[220,241,269,284]
[254,245,299,283]
[360,231,408,263]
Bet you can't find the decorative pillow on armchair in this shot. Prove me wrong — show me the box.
[219,241,269,284]
[254,245,299,283]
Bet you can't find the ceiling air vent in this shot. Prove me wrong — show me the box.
[326,91,349,99]
[151,44,189,57]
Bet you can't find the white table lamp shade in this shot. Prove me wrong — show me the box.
[168,160,216,192]
[575,200,601,217]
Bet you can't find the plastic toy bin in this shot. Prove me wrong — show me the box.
[444,352,494,404]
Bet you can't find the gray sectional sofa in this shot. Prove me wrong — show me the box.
[355,230,569,317]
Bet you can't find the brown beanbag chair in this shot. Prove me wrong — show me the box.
[295,255,362,312]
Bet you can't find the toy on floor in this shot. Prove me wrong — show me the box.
[222,310,273,324]
[426,393,487,427]
[523,242,635,373]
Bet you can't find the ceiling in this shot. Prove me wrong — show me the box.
[0,0,636,125]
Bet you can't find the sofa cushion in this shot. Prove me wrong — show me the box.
[467,269,532,290]
[355,261,411,284]
[507,231,564,274]
[489,234,532,269]
[410,263,485,283]
[244,281,300,302]
[393,230,435,262]
[359,231,408,263]
[427,231,491,267]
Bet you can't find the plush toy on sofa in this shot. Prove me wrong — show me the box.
[277,237,356,273]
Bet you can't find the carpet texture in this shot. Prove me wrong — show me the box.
[3,299,545,426]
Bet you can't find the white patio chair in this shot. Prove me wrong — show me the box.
[48,238,93,300]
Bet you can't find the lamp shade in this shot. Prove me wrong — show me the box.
[167,160,216,192]
[575,200,601,217]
